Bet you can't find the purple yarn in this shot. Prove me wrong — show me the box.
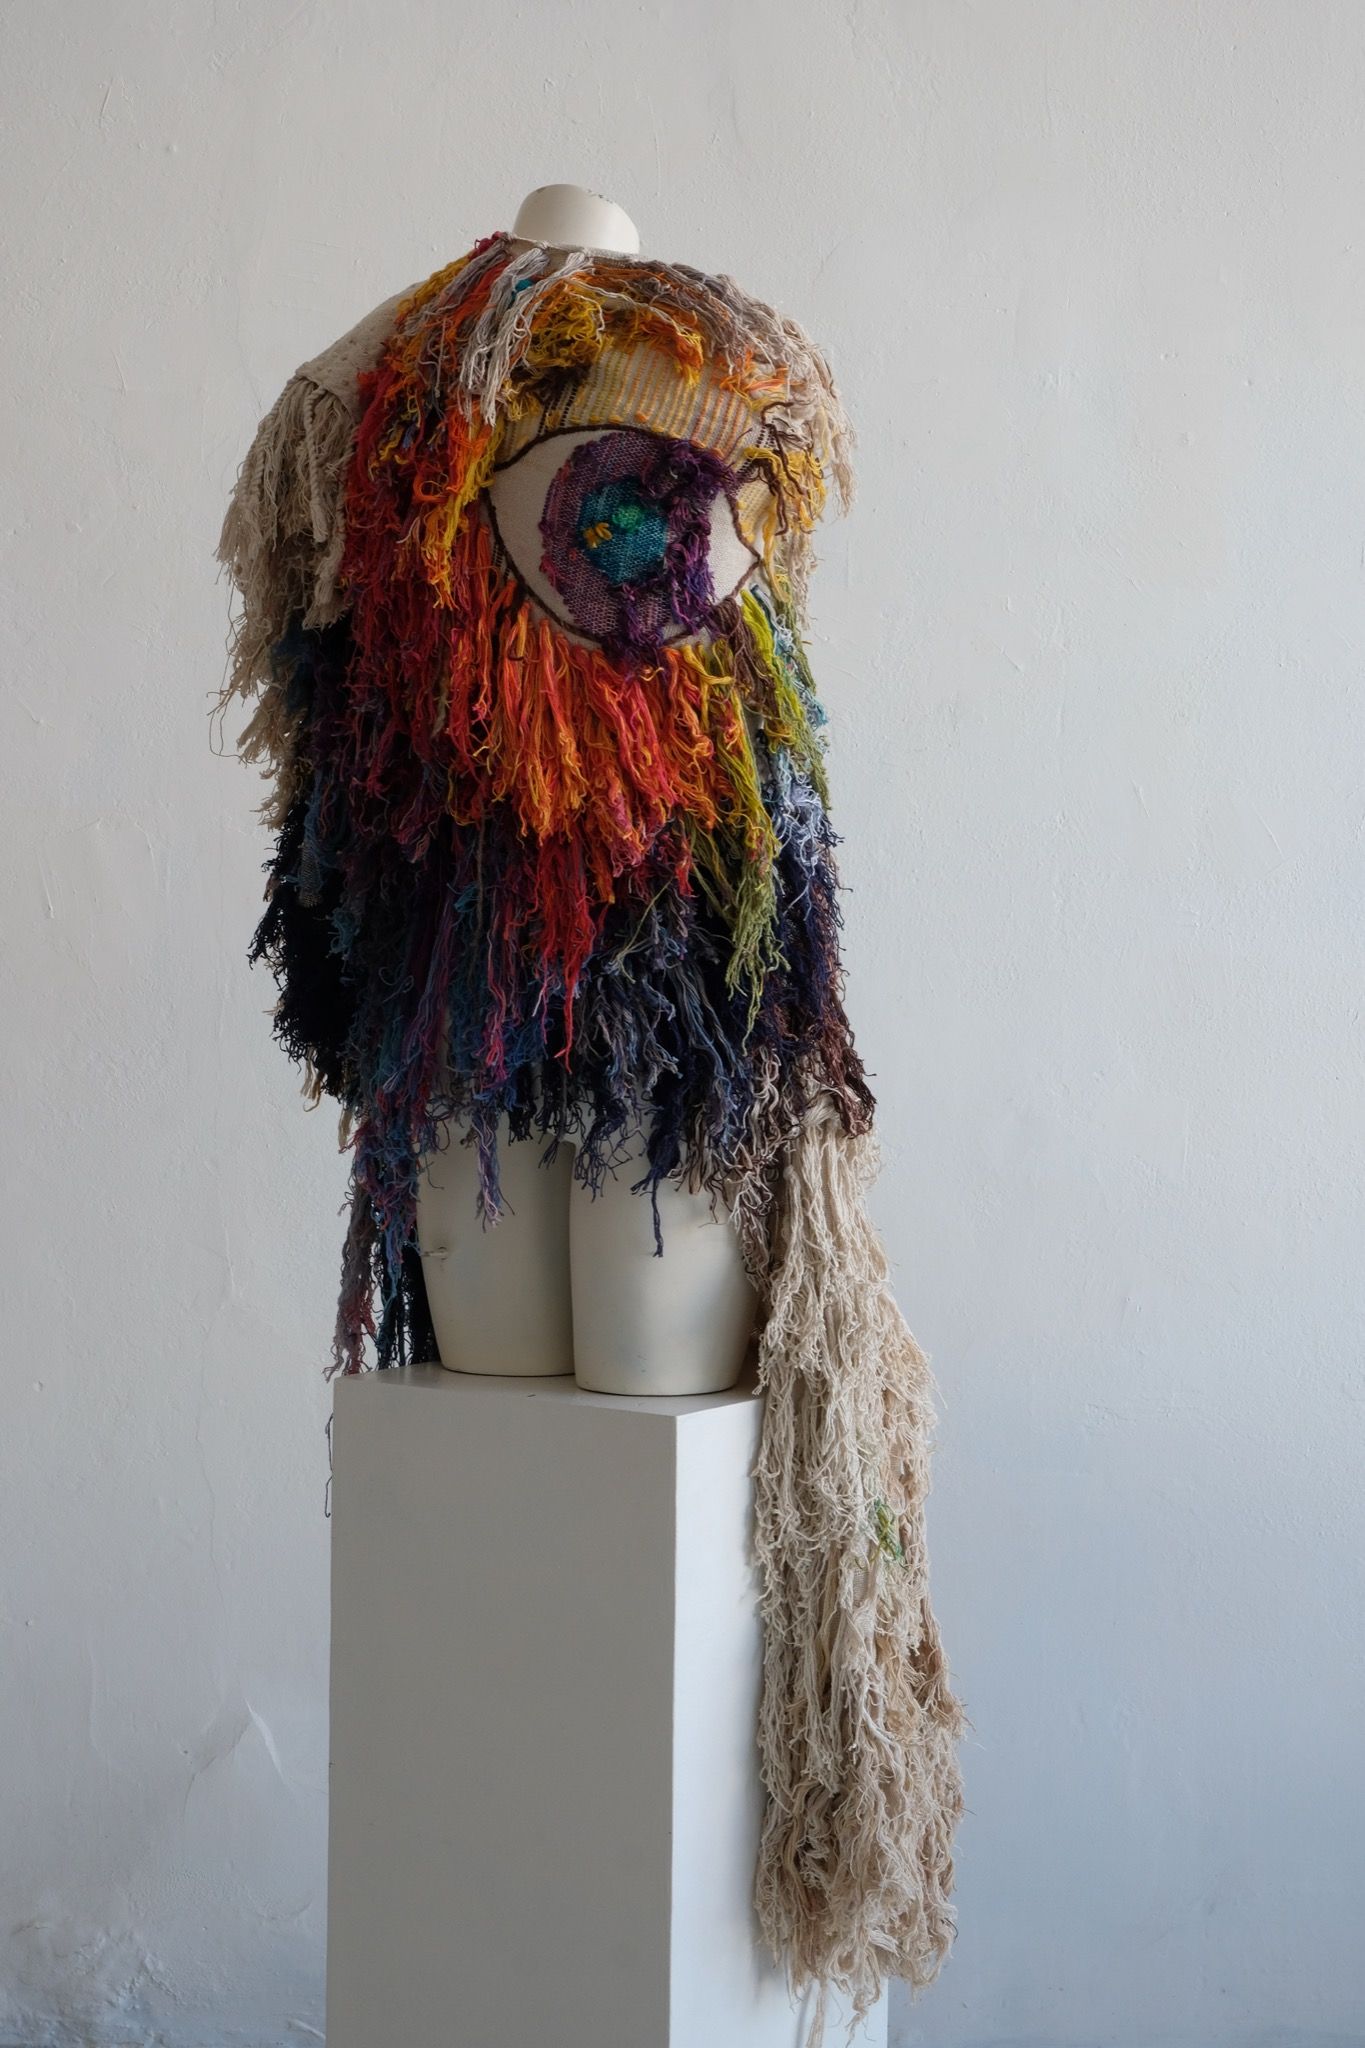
[538,429,741,655]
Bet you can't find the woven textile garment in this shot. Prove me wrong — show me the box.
[217,232,964,2031]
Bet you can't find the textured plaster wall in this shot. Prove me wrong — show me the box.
[2,3,1362,2044]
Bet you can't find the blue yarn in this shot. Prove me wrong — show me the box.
[575,480,669,585]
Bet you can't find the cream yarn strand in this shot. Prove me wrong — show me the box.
[752,1096,965,2040]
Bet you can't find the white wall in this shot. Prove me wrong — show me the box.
[2,3,1361,2043]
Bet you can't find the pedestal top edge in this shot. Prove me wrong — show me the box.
[332,1362,764,1422]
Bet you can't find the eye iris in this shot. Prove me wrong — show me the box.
[537,428,739,655]
[576,482,669,585]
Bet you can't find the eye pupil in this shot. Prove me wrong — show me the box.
[575,481,669,586]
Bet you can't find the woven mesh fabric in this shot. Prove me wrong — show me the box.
[537,427,741,654]
[493,336,766,473]
[577,482,668,585]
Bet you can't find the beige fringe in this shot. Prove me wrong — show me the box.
[214,287,409,821]
[753,1095,965,2042]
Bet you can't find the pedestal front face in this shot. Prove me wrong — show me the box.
[326,1368,887,2048]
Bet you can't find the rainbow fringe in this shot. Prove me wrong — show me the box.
[237,235,870,1371]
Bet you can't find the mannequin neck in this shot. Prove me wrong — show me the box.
[509,183,640,256]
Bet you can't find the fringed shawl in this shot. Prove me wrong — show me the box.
[216,230,964,2037]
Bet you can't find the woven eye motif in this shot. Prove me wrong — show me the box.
[487,427,760,656]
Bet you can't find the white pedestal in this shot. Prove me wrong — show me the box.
[326,1367,887,2048]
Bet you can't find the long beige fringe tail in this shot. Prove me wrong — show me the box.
[752,1096,965,2042]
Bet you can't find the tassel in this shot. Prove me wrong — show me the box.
[753,1095,965,2041]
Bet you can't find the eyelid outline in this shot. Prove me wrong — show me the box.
[484,424,767,653]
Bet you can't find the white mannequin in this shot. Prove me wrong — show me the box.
[415,186,759,1397]
[510,183,640,254]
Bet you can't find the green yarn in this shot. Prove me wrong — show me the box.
[576,480,670,585]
